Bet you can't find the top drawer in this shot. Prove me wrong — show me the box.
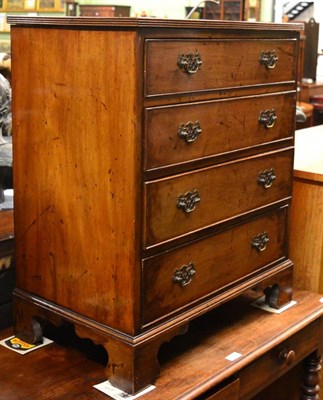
[145,39,297,97]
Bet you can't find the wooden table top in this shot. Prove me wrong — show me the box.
[1,290,322,400]
[294,124,323,182]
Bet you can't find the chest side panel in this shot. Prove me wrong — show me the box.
[11,27,141,333]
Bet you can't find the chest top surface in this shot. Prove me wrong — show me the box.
[7,16,303,31]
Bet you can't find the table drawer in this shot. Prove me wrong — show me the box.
[144,92,296,171]
[239,319,321,399]
[202,378,240,400]
[145,39,297,97]
[142,208,287,326]
[144,149,292,248]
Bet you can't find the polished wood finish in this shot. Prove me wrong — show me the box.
[145,92,295,171]
[145,39,296,97]
[0,290,322,399]
[142,207,288,326]
[289,125,323,294]
[12,27,140,334]
[144,149,293,248]
[7,16,303,30]
[8,17,302,394]
[302,18,319,82]
[0,209,13,239]
[239,321,321,399]
[299,81,323,103]
[301,353,322,399]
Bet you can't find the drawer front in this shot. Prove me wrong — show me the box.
[142,208,287,325]
[203,378,240,400]
[239,319,321,399]
[144,92,295,171]
[144,149,292,248]
[145,39,297,97]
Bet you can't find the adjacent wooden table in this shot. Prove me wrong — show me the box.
[1,290,322,399]
[289,125,323,294]
[299,80,323,103]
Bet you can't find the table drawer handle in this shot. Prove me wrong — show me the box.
[259,50,278,69]
[258,168,276,188]
[279,348,296,366]
[252,232,269,252]
[178,51,202,74]
[177,189,200,213]
[259,109,277,128]
[178,121,202,143]
[173,262,196,287]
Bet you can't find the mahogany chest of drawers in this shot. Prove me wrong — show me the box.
[8,16,302,394]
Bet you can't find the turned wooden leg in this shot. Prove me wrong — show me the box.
[301,352,322,400]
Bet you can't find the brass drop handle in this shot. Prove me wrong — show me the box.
[279,348,296,366]
[259,109,277,129]
[178,121,202,143]
[251,232,269,252]
[258,168,276,189]
[259,50,278,69]
[173,262,196,287]
[177,189,200,213]
[178,51,203,74]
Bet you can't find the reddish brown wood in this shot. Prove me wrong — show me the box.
[253,263,294,308]
[144,92,296,171]
[0,327,109,400]
[145,39,297,97]
[8,18,301,394]
[0,290,322,399]
[239,319,321,398]
[204,379,240,400]
[142,207,288,326]
[144,149,293,248]
[7,16,303,31]
[11,27,141,335]
[301,352,322,400]
[289,126,323,294]
[0,209,13,239]
[250,363,303,400]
